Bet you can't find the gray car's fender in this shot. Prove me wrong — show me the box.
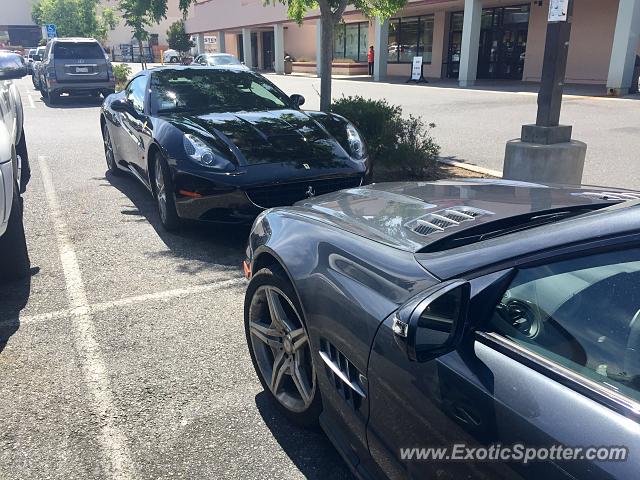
[0,121,14,237]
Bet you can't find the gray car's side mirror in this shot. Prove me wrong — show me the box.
[290,94,305,108]
[110,98,131,113]
[0,53,28,80]
[393,280,470,362]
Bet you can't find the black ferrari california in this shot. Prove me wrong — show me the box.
[243,179,640,480]
[100,66,369,229]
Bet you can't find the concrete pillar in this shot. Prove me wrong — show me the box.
[316,19,323,77]
[458,0,482,87]
[373,18,388,82]
[274,24,285,74]
[242,28,253,68]
[257,34,264,70]
[217,31,226,54]
[606,0,640,95]
[195,33,205,55]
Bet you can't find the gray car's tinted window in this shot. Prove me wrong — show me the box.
[126,76,147,113]
[489,248,640,403]
[54,42,103,59]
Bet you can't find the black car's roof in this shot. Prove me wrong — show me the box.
[149,65,248,73]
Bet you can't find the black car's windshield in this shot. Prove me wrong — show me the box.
[150,69,291,114]
[206,55,241,66]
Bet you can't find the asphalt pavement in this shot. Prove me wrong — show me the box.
[0,77,353,480]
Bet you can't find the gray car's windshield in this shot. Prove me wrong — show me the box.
[150,69,291,114]
[206,55,241,66]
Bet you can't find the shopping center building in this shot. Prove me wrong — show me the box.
[185,0,640,94]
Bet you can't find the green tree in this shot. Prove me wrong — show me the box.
[31,0,117,43]
[269,0,407,111]
[117,0,194,68]
[166,19,193,56]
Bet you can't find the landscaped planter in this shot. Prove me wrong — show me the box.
[291,61,368,76]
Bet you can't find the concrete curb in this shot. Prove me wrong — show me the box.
[437,158,503,178]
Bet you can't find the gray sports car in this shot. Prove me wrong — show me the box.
[243,179,640,480]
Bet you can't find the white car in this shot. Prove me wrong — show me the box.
[0,52,31,281]
[163,49,180,64]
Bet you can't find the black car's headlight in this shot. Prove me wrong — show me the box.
[346,123,367,160]
[183,134,235,171]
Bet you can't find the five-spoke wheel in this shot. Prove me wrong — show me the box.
[245,266,322,427]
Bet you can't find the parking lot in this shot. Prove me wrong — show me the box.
[0,77,352,480]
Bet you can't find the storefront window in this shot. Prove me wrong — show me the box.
[333,22,368,62]
[387,15,435,64]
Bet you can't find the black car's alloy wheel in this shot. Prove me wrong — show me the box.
[153,154,181,231]
[102,124,120,175]
[245,266,322,428]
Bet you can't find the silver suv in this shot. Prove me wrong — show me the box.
[40,37,115,104]
[0,52,31,281]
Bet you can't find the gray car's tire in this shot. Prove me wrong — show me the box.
[244,265,322,428]
[153,153,181,231]
[0,189,30,282]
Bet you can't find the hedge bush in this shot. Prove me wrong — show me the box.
[112,64,132,91]
[331,95,440,179]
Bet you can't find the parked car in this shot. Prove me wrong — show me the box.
[192,53,247,69]
[163,49,180,63]
[31,46,46,90]
[0,52,31,281]
[243,179,640,480]
[40,37,115,103]
[25,48,37,74]
[100,66,369,230]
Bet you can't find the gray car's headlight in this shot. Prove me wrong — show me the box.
[183,134,235,171]
[346,123,366,160]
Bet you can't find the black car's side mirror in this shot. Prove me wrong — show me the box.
[393,280,470,362]
[111,98,131,113]
[290,94,305,108]
[0,53,28,80]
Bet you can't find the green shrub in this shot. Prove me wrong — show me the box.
[331,95,440,179]
[112,64,131,91]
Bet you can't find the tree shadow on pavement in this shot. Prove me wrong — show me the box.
[254,391,355,479]
[102,170,249,273]
[0,275,31,354]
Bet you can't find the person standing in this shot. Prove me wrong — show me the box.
[367,46,374,76]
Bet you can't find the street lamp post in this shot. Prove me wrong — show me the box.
[503,0,586,185]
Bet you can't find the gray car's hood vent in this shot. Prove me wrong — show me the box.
[406,206,494,237]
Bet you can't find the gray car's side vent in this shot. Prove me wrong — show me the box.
[319,339,366,410]
[407,206,494,237]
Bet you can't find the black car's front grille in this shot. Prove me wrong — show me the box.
[246,176,362,209]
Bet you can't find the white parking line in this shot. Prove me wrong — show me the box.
[9,277,244,325]
[37,155,136,480]
[27,93,35,109]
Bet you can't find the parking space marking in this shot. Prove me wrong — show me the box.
[37,155,136,480]
[5,277,244,325]
[27,93,35,109]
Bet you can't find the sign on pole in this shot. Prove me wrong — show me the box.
[548,0,569,22]
[46,24,57,39]
[411,56,423,80]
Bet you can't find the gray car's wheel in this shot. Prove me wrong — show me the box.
[153,153,181,231]
[169,57,179,63]
[245,266,322,428]
[102,123,121,175]
[0,189,30,282]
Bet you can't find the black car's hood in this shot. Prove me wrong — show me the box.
[286,179,639,251]
[163,109,353,168]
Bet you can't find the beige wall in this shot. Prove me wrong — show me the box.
[101,0,185,48]
[524,0,619,84]
[2,0,38,25]
[284,22,318,61]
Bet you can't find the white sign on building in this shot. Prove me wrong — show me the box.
[548,0,569,22]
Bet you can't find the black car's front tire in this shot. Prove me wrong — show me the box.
[245,266,322,428]
[102,123,121,176]
[0,189,30,282]
[153,153,181,231]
